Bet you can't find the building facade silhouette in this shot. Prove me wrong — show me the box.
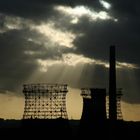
[81,88,106,124]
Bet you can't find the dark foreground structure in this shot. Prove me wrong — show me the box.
[0,119,140,139]
[80,88,106,126]
[0,46,139,139]
[109,45,117,121]
[0,119,72,139]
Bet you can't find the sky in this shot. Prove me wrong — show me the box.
[0,0,140,121]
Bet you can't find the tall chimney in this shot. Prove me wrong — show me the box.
[109,45,117,120]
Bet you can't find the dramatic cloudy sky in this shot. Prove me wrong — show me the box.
[0,0,140,121]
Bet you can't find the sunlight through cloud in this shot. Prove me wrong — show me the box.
[32,22,76,48]
[0,14,32,33]
[63,53,95,66]
[117,62,139,69]
[37,53,108,72]
[99,0,111,10]
[37,53,139,72]
[54,5,115,23]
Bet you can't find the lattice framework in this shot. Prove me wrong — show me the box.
[23,83,68,119]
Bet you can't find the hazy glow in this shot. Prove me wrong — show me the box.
[37,53,139,72]
[55,5,114,23]
[99,0,111,9]
[122,101,140,121]
[117,62,139,69]
[1,91,140,121]
[66,88,82,119]
[114,18,118,22]
[0,16,22,33]
[37,53,102,72]
[0,88,83,120]
[63,53,95,66]
[37,59,62,72]
[94,61,139,69]
[95,60,109,68]
[37,54,94,72]
[4,16,23,30]
[24,50,36,55]
[0,93,24,119]
[33,23,76,48]
[70,18,79,24]
[0,15,34,33]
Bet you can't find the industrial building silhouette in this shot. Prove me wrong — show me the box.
[22,46,122,123]
[1,46,140,139]
[23,83,68,119]
[80,88,106,124]
[20,45,124,139]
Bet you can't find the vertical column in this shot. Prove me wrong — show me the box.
[109,45,117,121]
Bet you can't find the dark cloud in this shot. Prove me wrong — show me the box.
[106,0,140,17]
[0,0,139,24]
[51,9,140,66]
[0,29,38,91]
[0,0,50,20]
[117,69,140,104]
[0,0,102,22]
[0,28,71,92]
[71,18,140,65]
[0,0,140,105]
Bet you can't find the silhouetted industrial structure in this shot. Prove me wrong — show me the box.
[106,88,123,120]
[23,83,68,119]
[109,45,117,121]
[80,45,123,124]
[80,88,93,124]
[2,43,137,139]
[81,88,106,123]
[116,88,123,120]
[90,88,107,121]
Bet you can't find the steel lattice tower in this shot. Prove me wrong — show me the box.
[106,88,123,120]
[116,88,123,120]
[81,88,91,99]
[23,83,68,119]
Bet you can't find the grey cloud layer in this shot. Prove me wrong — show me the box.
[0,0,102,22]
[0,0,140,103]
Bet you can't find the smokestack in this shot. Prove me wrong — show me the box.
[109,45,117,121]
